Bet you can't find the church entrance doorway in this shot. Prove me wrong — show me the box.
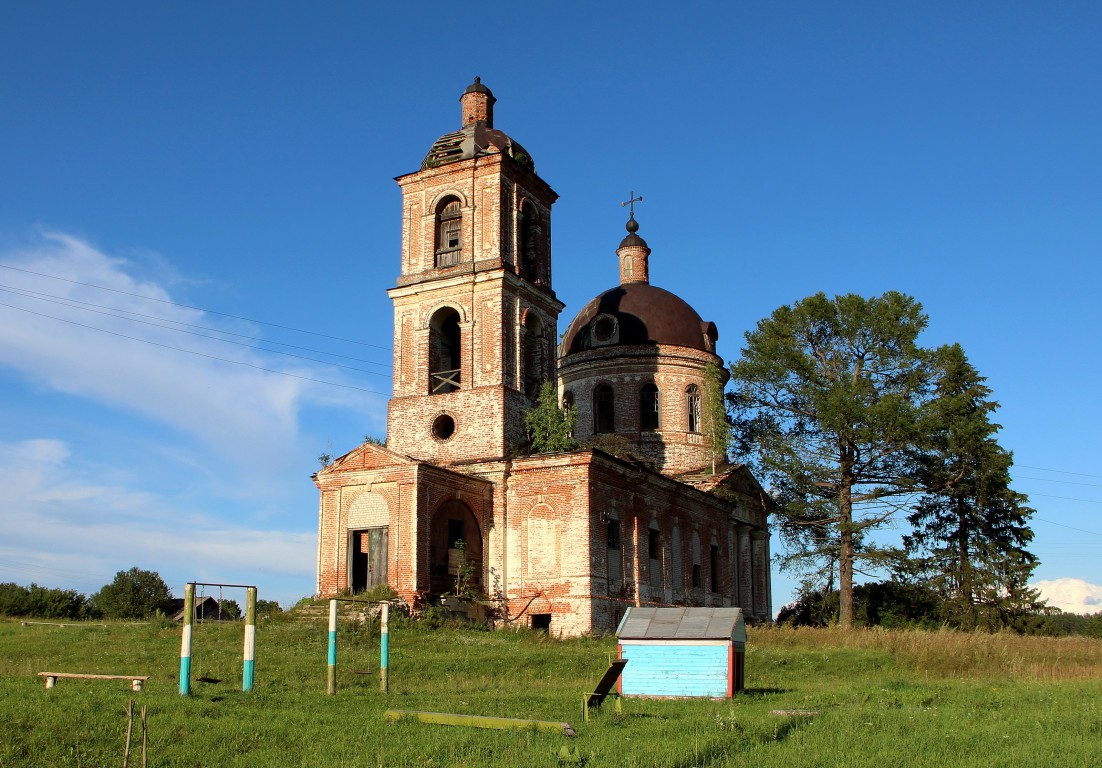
[349,527,388,593]
[428,501,482,595]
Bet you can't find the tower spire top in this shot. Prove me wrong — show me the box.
[617,192,651,285]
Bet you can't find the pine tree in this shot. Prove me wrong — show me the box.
[729,291,937,628]
[906,344,1040,630]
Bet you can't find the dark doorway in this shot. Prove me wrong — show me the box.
[429,501,482,595]
[531,613,552,631]
[350,527,388,593]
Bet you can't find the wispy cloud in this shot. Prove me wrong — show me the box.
[0,232,387,604]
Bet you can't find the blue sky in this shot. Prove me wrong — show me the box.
[1,3,1100,612]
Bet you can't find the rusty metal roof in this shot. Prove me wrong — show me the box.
[616,606,746,642]
[422,123,534,172]
[560,283,718,355]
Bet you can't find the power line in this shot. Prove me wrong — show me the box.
[0,261,390,351]
[1028,492,1102,506]
[0,282,392,369]
[1017,464,1102,480]
[0,292,390,378]
[1015,474,1102,489]
[0,301,388,395]
[1032,517,1102,538]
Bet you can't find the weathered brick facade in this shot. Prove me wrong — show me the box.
[314,80,772,634]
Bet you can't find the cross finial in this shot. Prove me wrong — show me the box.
[621,191,643,217]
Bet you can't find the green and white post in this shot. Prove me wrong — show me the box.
[380,601,389,694]
[179,582,194,696]
[242,586,257,692]
[326,599,338,695]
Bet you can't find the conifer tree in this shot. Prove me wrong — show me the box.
[729,291,937,629]
[906,344,1040,630]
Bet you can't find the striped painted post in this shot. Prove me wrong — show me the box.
[242,586,257,692]
[179,583,194,696]
[380,602,389,694]
[326,599,338,695]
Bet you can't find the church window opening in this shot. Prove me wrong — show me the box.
[435,197,463,267]
[691,531,702,590]
[431,414,456,441]
[686,384,702,433]
[594,384,615,434]
[709,542,720,592]
[648,523,662,587]
[640,383,660,431]
[522,311,546,398]
[518,200,540,281]
[607,517,622,582]
[429,307,461,394]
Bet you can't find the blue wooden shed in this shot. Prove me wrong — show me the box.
[616,606,746,698]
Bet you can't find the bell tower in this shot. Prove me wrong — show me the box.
[386,79,563,463]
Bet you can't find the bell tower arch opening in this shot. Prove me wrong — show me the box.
[429,307,461,395]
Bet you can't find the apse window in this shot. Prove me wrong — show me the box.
[686,384,702,433]
[432,414,456,441]
[640,383,660,431]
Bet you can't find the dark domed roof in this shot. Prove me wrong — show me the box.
[561,283,719,356]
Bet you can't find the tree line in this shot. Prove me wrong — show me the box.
[0,567,279,621]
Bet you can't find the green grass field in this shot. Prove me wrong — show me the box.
[1,613,1099,767]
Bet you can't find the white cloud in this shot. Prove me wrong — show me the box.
[1031,578,1102,615]
[0,231,380,468]
[0,437,316,604]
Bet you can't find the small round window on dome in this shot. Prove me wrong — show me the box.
[592,314,618,344]
[431,414,456,441]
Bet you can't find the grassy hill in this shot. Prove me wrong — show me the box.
[1,612,1099,767]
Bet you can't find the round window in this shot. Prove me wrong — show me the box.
[592,314,617,343]
[431,414,456,441]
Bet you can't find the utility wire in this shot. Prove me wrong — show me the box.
[0,290,389,378]
[1017,464,1102,480]
[0,262,390,351]
[0,282,391,369]
[0,301,388,395]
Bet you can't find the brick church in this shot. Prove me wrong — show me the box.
[314,79,772,635]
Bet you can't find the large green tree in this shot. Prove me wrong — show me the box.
[91,567,174,619]
[729,291,938,629]
[905,344,1040,630]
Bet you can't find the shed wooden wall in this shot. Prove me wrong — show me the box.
[618,640,734,698]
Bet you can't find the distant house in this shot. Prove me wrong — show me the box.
[169,596,232,622]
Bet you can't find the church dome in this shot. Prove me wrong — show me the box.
[422,78,535,172]
[561,282,719,355]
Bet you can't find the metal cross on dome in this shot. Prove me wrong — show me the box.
[621,191,643,216]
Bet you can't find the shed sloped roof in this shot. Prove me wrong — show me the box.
[617,606,745,643]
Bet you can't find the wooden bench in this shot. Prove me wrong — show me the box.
[38,672,150,691]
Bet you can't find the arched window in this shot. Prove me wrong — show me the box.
[518,200,539,281]
[429,307,461,394]
[594,384,615,434]
[640,383,659,431]
[435,197,463,267]
[522,311,545,399]
[562,391,575,438]
[686,384,702,433]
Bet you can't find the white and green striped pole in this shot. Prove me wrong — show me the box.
[179,582,194,696]
[242,586,257,692]
[380,601,389,694]
[326,599,338,695]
